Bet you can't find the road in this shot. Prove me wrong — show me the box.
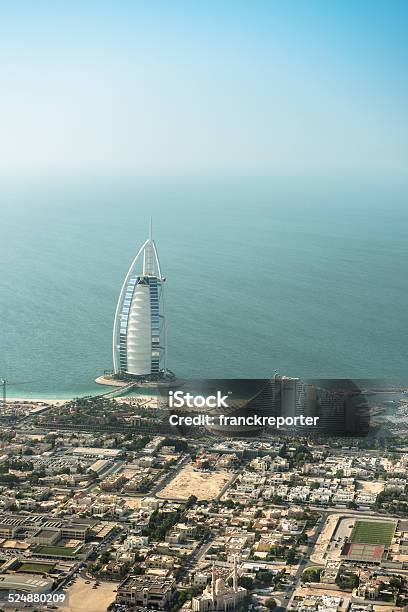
[215,469,241,501]
[150,453,190,496]
[283,507,400,610]
[282,514,327,610]
[177,536,214,582]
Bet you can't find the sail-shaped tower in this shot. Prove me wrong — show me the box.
[112,223,167,378]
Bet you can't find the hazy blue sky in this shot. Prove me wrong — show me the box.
[0,1,407,180]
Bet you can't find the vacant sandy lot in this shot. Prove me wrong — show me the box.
[373,606,405,611]
[291,586,350,610]
[356,480,385,493]
[157,465,231,501]
[64,577,116,612]
[290,586,404,611]
[123,497,143,509]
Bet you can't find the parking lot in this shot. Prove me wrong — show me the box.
[64,576,116,612]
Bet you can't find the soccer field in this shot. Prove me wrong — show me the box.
[17,561,56,574]
[350,520,396,545]
[33,545,77,557]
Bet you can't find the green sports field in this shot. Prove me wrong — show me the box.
[17,561,56,574]
[350,520,396,546]
[33,545,77,557]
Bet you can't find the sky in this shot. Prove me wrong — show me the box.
[0,1,407,181]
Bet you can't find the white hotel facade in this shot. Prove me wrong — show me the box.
[112,224,167,378]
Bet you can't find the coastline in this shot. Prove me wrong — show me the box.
[5,397,70,405]
[5,394,160,407]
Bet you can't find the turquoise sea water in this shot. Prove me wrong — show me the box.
[1,177,407,397]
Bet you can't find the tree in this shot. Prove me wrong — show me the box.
[194,524,210,540]
[336,572,359,590]
[99,550,111,565]
[285,548,299,565]
[301,567,320,583]
[162,437,188,452]
[185,495,198,509]
[0,474,19,487]
[223,499,235,509]
[239,576,254,590]
[273,570,285,587]
[257,570,273,586]
[265,598,277,610]
[389,576,402,589]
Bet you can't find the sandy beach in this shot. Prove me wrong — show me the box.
[6,397,70,405]
[5,394,159,406]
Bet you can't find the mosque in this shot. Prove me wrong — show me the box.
[192,557,247,611]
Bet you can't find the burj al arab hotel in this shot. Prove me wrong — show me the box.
[112,223,167,378]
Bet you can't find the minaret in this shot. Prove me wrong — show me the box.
[211,561,216,600]
[233,555,238,593]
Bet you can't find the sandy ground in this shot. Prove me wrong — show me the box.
[356,480,385,493]
[157,465,231,501]
[64,577,117,612]
[7,395,159,407]
[334,516,355,541]
[291,585,350,610]
[311,515,358,564]
[6,397,69,405]
[323,516,356,561]
[123,497,143,509]
[292,586,403,612]
[311,513,398,565]
[115,395,160,407]
[311,514,339,564]
[373,606,405,611]
[95,375,128,387]
[122,468,141,479]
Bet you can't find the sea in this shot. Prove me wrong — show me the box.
[1,176,407,398]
